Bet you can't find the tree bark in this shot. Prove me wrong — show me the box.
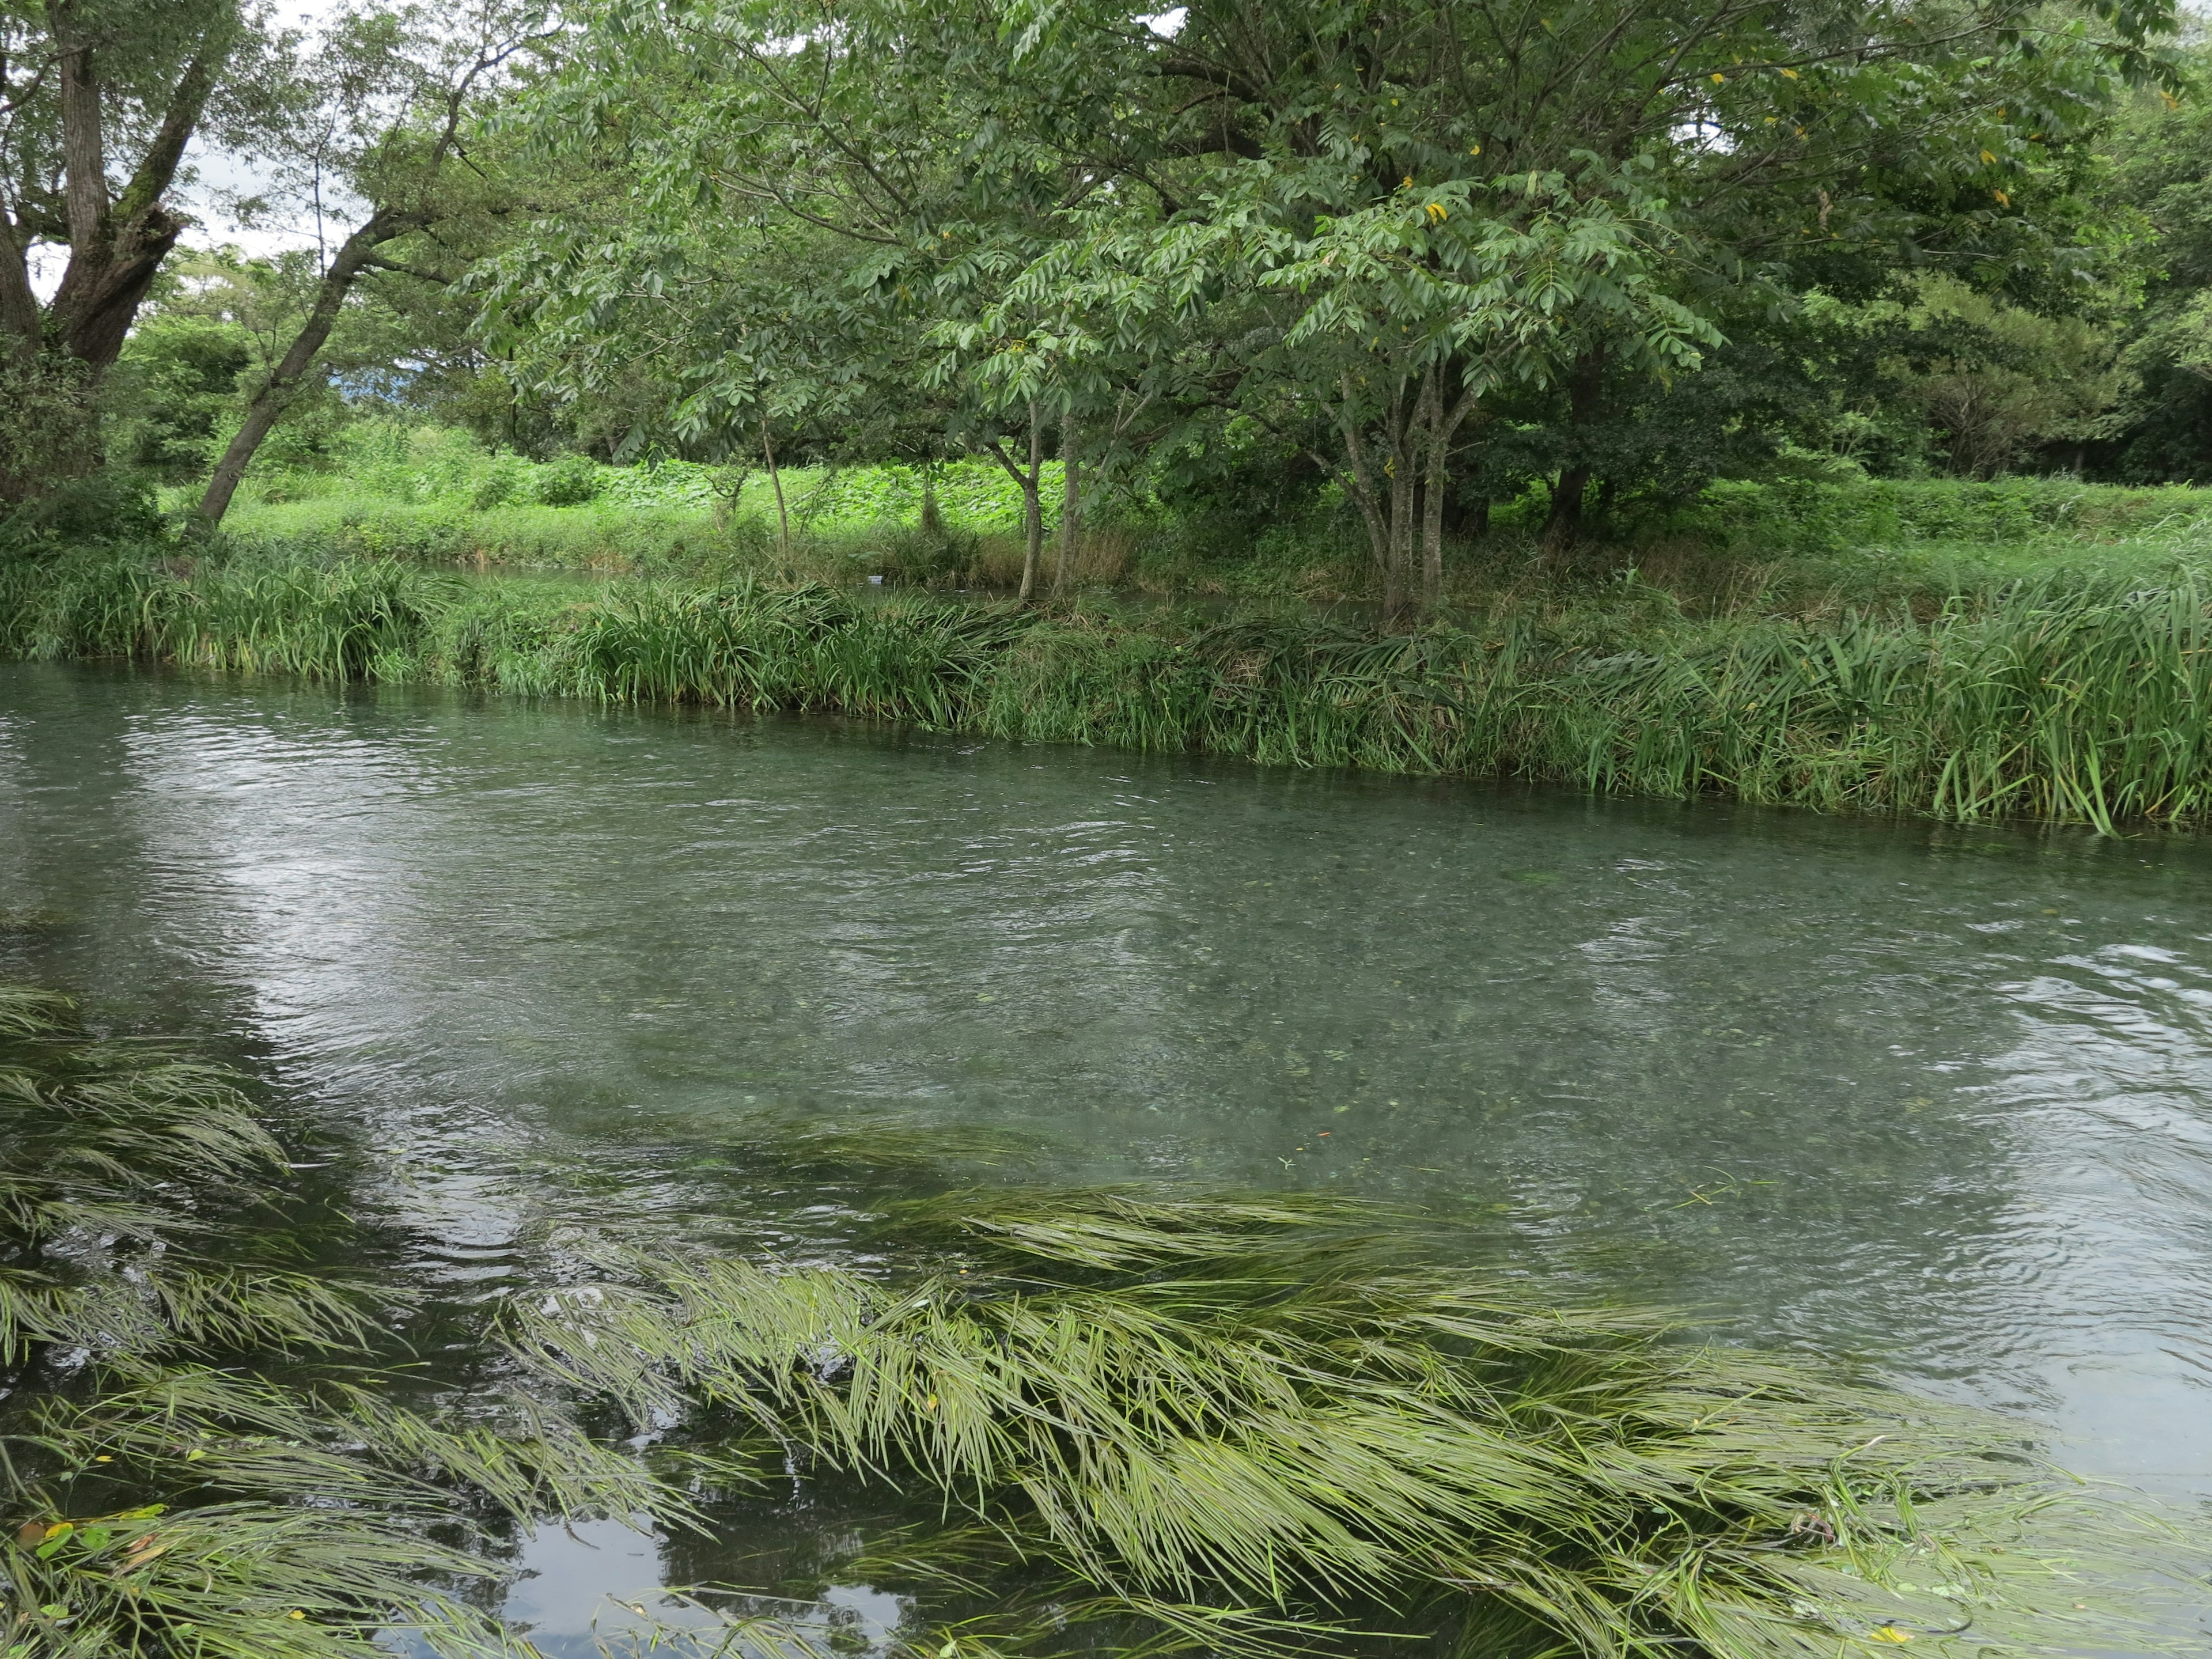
[46,44,218,376]
[762,419,790,556]
[0,217,40,367]
[1055,415,1080,594]
[1020,399,1044,602]
[199,213,419,525]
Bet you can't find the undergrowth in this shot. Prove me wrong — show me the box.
[13,551,2212,828]
[180,423,2212,607]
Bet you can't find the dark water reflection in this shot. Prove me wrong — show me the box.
[4,661,2211,1646]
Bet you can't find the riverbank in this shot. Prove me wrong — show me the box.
[9,548,2212,831]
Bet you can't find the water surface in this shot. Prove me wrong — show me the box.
[3,661,2210,1645]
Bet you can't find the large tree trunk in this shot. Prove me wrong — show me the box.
[0,17,224,499]
[199,213,416,525]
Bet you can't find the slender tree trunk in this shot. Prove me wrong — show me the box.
[980,403,1048,603]
[1336,417,1392,580]
[1019,399,1044,603]
[1055,415,1080,595]
[1418,368,1449,610]
[1382,384,1418,622]
[199,213,414,525]
[920,462,943,538]
[1539,345,1606,558]
[713,462,752,533]
[762,419,790,557]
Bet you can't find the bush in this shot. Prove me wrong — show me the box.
[533,453,604,506]
[471,453,528,510]
[0,473,167,558]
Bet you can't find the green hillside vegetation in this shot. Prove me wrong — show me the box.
[194,423,2212,615]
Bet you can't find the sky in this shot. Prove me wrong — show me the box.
[187,0,363,261]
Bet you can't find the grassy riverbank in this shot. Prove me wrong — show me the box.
[12,547,2212,831]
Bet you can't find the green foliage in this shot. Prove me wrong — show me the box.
[532,452,605,506]
[0,474,166,560]
[109,314,256,480]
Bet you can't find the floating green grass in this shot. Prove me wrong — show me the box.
[14,551,2212,828]
[0,988,2201,1657]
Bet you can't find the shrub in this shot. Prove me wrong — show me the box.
[533,453,604,507]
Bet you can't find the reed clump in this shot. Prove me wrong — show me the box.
[14,550,2212,828]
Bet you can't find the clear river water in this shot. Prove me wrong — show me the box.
[3,660,2210,1650]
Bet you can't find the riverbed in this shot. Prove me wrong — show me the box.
[3,660,2209,1649]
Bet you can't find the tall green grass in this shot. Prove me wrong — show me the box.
[13,551,2212,828]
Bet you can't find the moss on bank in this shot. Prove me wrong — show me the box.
[12,550,2212,830]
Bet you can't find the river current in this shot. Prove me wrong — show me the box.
[3,661,2209,1648]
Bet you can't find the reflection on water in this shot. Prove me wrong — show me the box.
[5,661,2212,1639]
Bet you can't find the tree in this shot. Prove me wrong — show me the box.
[986,0,2174,595]
[195,0,554,524]
[519,0,2172,609]
[0,0,281,498]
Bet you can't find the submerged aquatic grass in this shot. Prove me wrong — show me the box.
[513,1179,2198,1659]
[0,983,679,1658]
[0,990,2199,1656]
[13,551,2212,827]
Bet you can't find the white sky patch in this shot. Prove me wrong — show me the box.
[183,0,364,263]
[1143,7,1187,38]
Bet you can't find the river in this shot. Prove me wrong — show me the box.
[3,660,2209,1650]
